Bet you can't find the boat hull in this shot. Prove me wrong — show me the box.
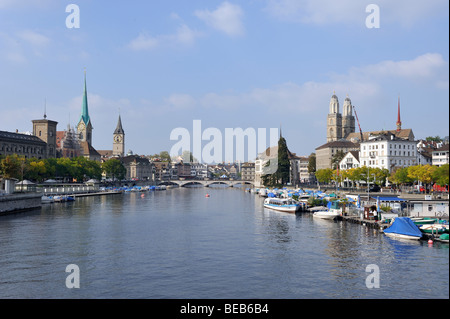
[383,232,422,240]
[264,204,299,213]
[313,211,340,220]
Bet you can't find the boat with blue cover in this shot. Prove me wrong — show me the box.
[382,217,423,240]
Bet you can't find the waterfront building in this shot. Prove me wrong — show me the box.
[241,162,255,181]
[0,130,47,159]
[190,163,209,179]
[339,151,360,170]
[315,140,360,170]
[359,131,417,173]
[432,144,449,167]
[32,113,58,158]
[121,155,153,181]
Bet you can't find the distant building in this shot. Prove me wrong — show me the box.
[339,151,360,170]
[56,125,81,158]
[0,130,47,159]
[315,140,360,170]
[359,132,417,172]
[32,114,58,158]
[75,71,101,161]
[432,144,449,167]
[327,93,355,142]
[241,162,255,181]
[121,155,153,180]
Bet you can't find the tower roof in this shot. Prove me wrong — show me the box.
[396,96,402,132]
[114,115,124,134]
[79,71,91,126]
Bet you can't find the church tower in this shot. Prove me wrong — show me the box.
[342,94,355,138]
[77,71,93,145]
[326,92,342,142]
[32,107,58,158]
[113,115,125,157]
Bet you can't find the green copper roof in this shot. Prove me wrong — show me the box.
[79,72,90,125]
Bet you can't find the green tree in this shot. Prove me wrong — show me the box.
[315,168,333,184]
[102,158,126,181]
[433,164,449,186]
[0,154,22,179]
[307,153,316,174]
[390,167,411,186]
[277,136,291,185]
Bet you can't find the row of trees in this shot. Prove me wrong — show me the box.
[0,155,127,183]
[315,164,449,189]
[315,166,390,186]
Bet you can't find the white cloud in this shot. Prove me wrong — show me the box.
[17,30,51,47]
[195,2,245,37]
[150,53,447,115]
[343,53,448,87]
[128,24,202,51]
[128,32,159,51]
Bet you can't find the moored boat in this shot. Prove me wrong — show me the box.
[382,217,423,240]
[411,218,438,225]
[41,195,54,204]
[419,224,449,234]
[264,198,301,213]
[312,201,342,220]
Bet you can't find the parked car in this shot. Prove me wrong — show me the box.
[369,184,381,192]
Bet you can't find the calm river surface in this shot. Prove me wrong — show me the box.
[0,187,448,299]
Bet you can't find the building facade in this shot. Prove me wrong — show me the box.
[359,132,417,172]
[121,155,153,181]
[432,144,449,167]
[32,115,58,158]
[315,140,360,170]
[0,130,47,159]
[241,162,255,181]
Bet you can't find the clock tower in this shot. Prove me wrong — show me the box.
[113,115,125,157]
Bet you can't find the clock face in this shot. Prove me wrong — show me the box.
[78,122,85,130]
[114,135,122,143]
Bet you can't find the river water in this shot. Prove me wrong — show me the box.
[0,187,448,299]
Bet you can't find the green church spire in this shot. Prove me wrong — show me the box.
[80,70,90,125]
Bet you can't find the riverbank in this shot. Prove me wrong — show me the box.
[0,193,42,216]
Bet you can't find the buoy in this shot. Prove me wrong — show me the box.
[141,194,145,198]
[205,194,210,197]
[428,239,433,245]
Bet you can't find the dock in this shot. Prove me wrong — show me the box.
[338,215,383,229]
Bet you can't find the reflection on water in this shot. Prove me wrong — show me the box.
[0,187,448,299]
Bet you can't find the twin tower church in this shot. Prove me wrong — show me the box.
[326,92,356,142]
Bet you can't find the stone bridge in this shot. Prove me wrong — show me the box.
[158,180,255,188]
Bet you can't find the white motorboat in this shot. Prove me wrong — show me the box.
[41,195,54,204]
[264,198,301,213]
[313,209,341,220]
[312,201,342,220]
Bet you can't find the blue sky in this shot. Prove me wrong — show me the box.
[0,0,448,162]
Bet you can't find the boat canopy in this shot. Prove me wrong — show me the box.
[383,217,422,238]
